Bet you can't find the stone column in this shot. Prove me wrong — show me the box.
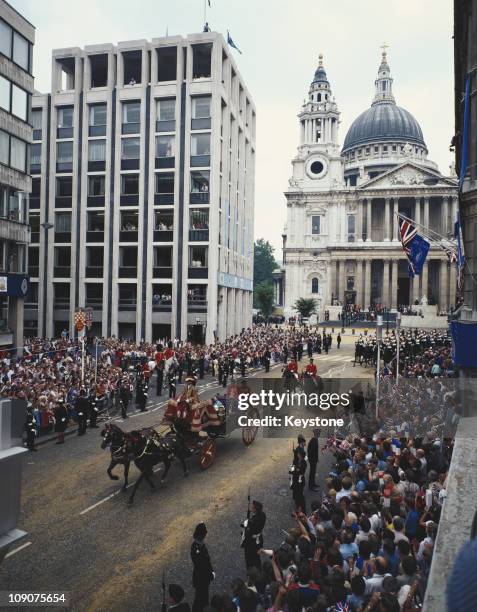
[382,259,390,306]
[412,270,420,303]
[391,259,398,309]
[384,198,390,241]
[366,199,372,242]
[422,260,429,302]
[415,197,421,226]
[330,260,338,303]
[393,199,399,241]
[339,259,346,303]
[449,263,457,310]
[439,260,448,311]
[442,196,449,236]
[364,259,372,308]
[355,259,363,306]
[357,200,363,242]
[424,196,430,229]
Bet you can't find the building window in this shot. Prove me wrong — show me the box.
[0,130,8,165]
[88,175,105,196]
[13,31,30,71]
[157,98,175,121]
[190,170,209,193]
[311,215,321,235]
[31,109,42,130]
[192,43,212,79]
[12,84,28,121]
[87,211,105,231]
[311,278,319,294]
[190,209,209,229]
[90,104,107,126]
[122,101,141,128]
[121,137,140,159]
[10,137,26,172]
[30,143,41,166]
[0,75,10,112]
[0,19,12,58]
[157,46,177,82]
[121,174,139,195]
[155,135,175,158]
[347,214,356,242]
[189,245,208,267]
[155,172,174,194]
[120,210,138,230]
[56,176,72,197]
[191,133,210,156]
[55,211,72,232]
[192,96,211,119]
[57,106,74,128]
[88,139,106,162]
[57,141,73,164]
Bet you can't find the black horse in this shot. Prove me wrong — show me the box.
[282,367,302,392]
[123,428,189,504]
[100,422,131,489]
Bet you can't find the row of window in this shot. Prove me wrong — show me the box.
[310,215,356,240]
[344,143,424,161]
[32,96,211,134]
[0,129,28,173]
[0,74,30,122]
[0,17,32,73]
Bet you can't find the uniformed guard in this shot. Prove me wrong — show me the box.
[89,389,99,428]
[25,403,37,451]
[241,500,266,570]
[54,398,68,444]
[76,388,89,435]
[290,446,307,513]
[191,522,214,612]
[119,378,132,419]
[138,374,148,412]
[168,367,177,399]
[156,361,164,396]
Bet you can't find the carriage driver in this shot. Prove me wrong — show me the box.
[287,357,298,375]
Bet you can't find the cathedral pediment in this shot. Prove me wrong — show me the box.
[358,162,458,190]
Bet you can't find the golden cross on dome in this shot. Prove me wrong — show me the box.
[380,42,389,59]
[318,53,324,67]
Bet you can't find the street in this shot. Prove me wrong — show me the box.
[1,340,372,611]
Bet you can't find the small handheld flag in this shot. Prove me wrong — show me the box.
[227,30,242,54]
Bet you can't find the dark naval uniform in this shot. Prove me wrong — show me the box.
[241,505,266,570]
[76,393,89,435]
[191,540,214,612]
[25,404,36,451]
[89,392,99,428]
[138,377,148,412]
[119,381,132,419]
[290,453,307,513]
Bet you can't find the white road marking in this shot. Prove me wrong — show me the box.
[4,541,32,559]
[80,466,163,515]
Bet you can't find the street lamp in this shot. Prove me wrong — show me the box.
[396,312,402,382]
[376,314,383,420]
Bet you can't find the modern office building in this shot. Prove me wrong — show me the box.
[27,32,255,343]
[276,50,458,316]
[0,0,34,349]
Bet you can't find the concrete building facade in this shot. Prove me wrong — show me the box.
[0,0,34,349]
[277,51,458,317]
[27,32,255,343]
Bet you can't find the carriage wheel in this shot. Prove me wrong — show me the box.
[242,407,259,446]
[199,438,216,470]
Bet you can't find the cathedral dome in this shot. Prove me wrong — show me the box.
[342,103,426,153]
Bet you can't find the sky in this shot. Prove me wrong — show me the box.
[13,0,455,255]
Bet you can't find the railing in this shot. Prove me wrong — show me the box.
[85,266,103,278]
[153,229,173,242]
[53,266,71,277]
[188,267,208,279]
[119,230,139,242]
[118,298,137,310]
[86,230,104,243]
[190,192,209,204]
[189,229,209,241]
[118,266,138,278]
[153,266,173,278]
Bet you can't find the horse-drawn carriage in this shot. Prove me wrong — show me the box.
[101,379,259,503]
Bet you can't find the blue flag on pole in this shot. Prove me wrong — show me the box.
[400,218,430,277]
[227,30,242,54]
[454,211,465,286]
[459,76,470,189]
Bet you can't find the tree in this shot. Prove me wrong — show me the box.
[254,282,275,319]
[253,239,276,287]
[294,297,318,319]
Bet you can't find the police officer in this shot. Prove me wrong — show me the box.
[76,389,89,435]
[191,522,214,612]
[89,389,99,428]
[290,446,307,513]
[54,398,68,444]
[241,500,266,570]
[120,378,132,419]
[25,403,37,451]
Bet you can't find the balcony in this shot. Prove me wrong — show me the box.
[154,193,174,205]
[156,120,175,133]
[54,266,71,277]
[85,266,103,278]
[153,266,173,278]
[55,196,72,208]
[119,230,138,242]
[54,232,71,243]
[190,155,210,168]
[118,266,138,278]
[155,157,175,169]
[86,231,104,243]
[153,230,173,242]
[189,229,209,241]
[87,195,105,207]
[191,118,211,130]
[190,192,209,204]
[0,218,31,244]
[188,267,208,279]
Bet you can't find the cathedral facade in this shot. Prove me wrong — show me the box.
[277,50,458,317]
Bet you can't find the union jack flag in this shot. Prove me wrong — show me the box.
[399,218,430,277]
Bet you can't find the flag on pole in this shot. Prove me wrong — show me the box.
[459,76,471,189]
[454,211,465,287]
[227,30,242,54]
[399,218,430,277]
